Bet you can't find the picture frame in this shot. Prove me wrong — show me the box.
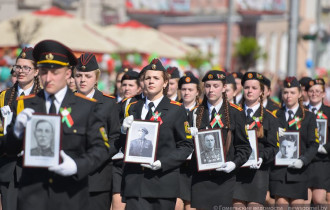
[23,114,62,168]
[194,129,225,171]
[241,129,259,167]
[316,119,328,146]
[275,131,300,166]
[124,120,160,164]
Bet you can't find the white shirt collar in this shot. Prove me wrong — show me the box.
[86,89,96,99]
[185,102,197,111]
[145,95,164,110]
[17,84,34,97]
[207,99,223,114]
[303,100,310,107]
[170,94,178,101]
[236,92,243,102]
[263,99,268,108]
[285,104,299,115]
[309,102,322,112]
[44,86,67,104]
[244,103,260,117]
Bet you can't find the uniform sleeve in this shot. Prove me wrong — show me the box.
[160,106,194,172]
[232,110,252,167]
[74,104,109,180]
[299,113,318,165]
[106,101,121,157]
[259,113,279,164]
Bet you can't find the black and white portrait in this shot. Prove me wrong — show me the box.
[317,119,327,146]
[275,131,300,166]
[242,129,259,167]
[125,120,159,164]
[24,114,61,168]
[194,129,225,171]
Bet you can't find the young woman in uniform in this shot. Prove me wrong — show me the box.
[189,70,251,209]
[233,72,279,207]
[166,66,181,102]
[225,73,237,104]
[269,77,318,207]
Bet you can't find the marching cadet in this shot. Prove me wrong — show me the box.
[112,69,141,210]
[299,77,312,106]
[175,72,200,210]
[233,72,279,207]
[269,77,318,206]
[189,70,251,209]
[225,73,237,104]
[231,72,243,105]
[120,58,194,210]
[5,40,109,210]
[262,76,281,112]
[166,66,181,102]
[304,78,330,205]
[0,47,41,210]
[74,52,121,210]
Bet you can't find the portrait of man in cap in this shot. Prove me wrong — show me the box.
[129,127,153,157]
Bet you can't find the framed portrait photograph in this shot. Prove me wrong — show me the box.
[124,120,160,164]
[194,129,225,171]
[242,129,259,167]
[317,119,328,146]
[23,114,62,168]
[275,131,300,166]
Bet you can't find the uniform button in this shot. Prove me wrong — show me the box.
[49,178,53,184]
[73,129,77,133]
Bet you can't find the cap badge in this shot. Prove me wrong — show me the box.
[257,73,263,80]
[151,64,157,70]
[21,52,26,59]
[124,68,129,72]
[208,74,213,79]
[287,82,291,87]
[82,65,86,70]
[247,73,253,79]
[309,81,314,86]
[46,53,54,60]
[185,77,191,82]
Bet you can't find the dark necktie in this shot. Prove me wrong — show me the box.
[246,108,253,122]
[312,107,317,115]
[49,95,57,114]
[288,110,294,122]
[20,92,25,96]
[210,108,217,122]
[145,102,154,120]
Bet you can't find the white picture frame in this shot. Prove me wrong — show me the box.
[24,114,61,168]
[194,129,225,171]
[242,129,259,167]
[275,131,300,166]
[124,120,159,164]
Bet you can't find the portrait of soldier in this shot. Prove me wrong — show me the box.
[278,134,297,159]
[129,127,153,157]
[317,121,325,145]
[200,133,222,164]
[30,119,54,157]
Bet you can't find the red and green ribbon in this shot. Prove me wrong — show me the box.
[210,114,224,128]
[316,111,327,119]
[150,111,163,125]
[248,116,263,129]
[289,116,301,130]
[60,107,74,128]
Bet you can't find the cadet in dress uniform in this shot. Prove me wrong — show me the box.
[0,47,41,210]
[299,77,312,107]
[114,66,130,103]
[269,77,319,206]
[233,72,279,207]
[262,76,281,112]
[175,72,200,210]
[121,58,194,210]
[166,66,181,102]
[231,72,243,105]
[74,52,121,210]
[5,40,110,210]
[225,73,237,104]
[304,78,330,205]
[189,70,251,209]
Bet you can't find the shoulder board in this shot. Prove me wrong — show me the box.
[128,101,138,106]
[74,92,98,102]
[230,103,243,111]
[16,94,36,101]
[122,96,132,103]
[266,109,277,118]
[191,105,199,111]
[102,93,115,99]
[125,100,138,117]
[272,109,278,117]
[170,100,182,106]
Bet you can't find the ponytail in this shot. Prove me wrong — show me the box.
[7,82,19,107]
[257,83,265,138]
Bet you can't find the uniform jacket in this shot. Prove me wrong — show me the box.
[265,98,281,112]
[122,96,194,198]
[5,88,109,210]
[270,107,319,182]
[88,89,120,192]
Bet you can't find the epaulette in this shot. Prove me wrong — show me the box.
[75,92,98,102]
[16,94,36,101]
[191,105,199,111]
[170,100,182,106]
[230,103,243,111]
[122,96,132,103]
[272,109,278,117]
[125,100,138,117]
[266,109,277,118]
[103,93,115,99]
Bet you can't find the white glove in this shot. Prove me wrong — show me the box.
[48,150,77,176]
[278,127,285,137]
[14,108,34,138]
[121,115,134,134]
[288,159,304,169]
[1,105,11,116]
[215,161,236,173]
[250,158,263,169]
[141,160,162,170]
[318,145,328,154]
[189,127,198,137]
